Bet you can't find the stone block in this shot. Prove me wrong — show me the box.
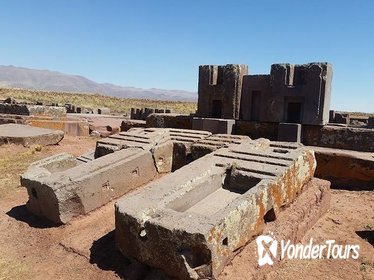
[278,122,301,142]
[115,140,316,279]
[302,125,374,152]
[146,113,192,129]
[368,117,374,128]
[27,117,89,136]
[21,128,212,224]
[191,134,251,160]
[192,117,235,134]
[120,119,146,131]
[334,112,349,124]
[221,178,331,279]
[0,124,64,147]
[21,148,158,224]
[0,104,66,117]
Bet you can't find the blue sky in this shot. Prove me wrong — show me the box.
[0,0,373,112]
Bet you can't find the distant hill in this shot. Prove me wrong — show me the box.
[0,65,197,101]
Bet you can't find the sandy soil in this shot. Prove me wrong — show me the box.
[0,136,373,280]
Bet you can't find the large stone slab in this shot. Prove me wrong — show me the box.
[21,128,212,224]
[21,148,158,224]
[115,140,316,279]
[0,124,64,146]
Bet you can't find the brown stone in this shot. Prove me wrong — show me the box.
[312,146,374,190]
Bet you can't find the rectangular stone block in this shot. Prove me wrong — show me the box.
[115,140,316,279]
[146,113,192,129]
[278,122,301,142]
[192,117,235,134]
[368,117,374,128]
[21,128,212,224]
[21,148,158,224]
[334,112,349,124]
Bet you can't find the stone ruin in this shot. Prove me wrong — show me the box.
[0,99,67,117]
[20,127,327,279]
[21,128,211,223]
[193,62,335,141]
[131,107,173,120]
[65,103,111,115]
[196,62,332,125]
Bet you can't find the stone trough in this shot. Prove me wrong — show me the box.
[115,139,316,279]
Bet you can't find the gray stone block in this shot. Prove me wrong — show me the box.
[278,122,301,142]
[192,117,235,134]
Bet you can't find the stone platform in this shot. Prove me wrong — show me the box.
[115,139,316,279]
[0,124,64,147]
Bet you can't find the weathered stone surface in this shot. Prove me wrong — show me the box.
[0,124,64,147]
[0,103,66,117]
[333,112,350,124]
[131,107,172,120]
[94,128,172,158]
[235,121,374,152]
[197,64,248,120]
[192,118,235,134]
[21,148,158,224]
[197,62,332,125]
[221,178,331,279]
[27,116,89,136]
[146,113,192,129]
[234,120,278,140]
[302,125,374,152]
[278,122,301,142]
[191,134,250,159]
[115,140,316,279]
[168,129,212,171]
[312,146,374,190]
[120,119,146,131]
[21,128,212,224]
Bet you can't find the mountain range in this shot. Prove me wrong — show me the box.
[0,65,197,101]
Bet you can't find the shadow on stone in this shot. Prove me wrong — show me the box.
[6,204,59,228]
[356,230,374,246]
[89,230,171,280]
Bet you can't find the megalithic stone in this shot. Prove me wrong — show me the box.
[21,128,212,224]
[115,140,316,279]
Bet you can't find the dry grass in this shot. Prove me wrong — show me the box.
[0,87,197,115]
[0,145,44,199]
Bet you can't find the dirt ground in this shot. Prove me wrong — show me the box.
[0,136,373,280]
